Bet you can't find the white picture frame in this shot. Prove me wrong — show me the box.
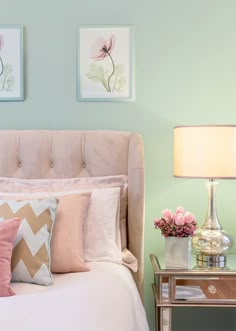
[0,25,24,101]
[77,25,135,102]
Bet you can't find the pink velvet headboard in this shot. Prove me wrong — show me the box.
[0,130,145,300]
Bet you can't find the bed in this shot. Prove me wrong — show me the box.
[0,130,149,331]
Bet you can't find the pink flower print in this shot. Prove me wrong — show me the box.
[90,35,115,61]
[0,34,4,77]
[90,35,116,92]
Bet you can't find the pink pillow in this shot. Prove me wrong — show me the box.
[0,218,21,297]
[50,192,92,273]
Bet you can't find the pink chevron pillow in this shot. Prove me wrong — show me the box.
[0,218,21,297]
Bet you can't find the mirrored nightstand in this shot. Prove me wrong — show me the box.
[150,254,236,331]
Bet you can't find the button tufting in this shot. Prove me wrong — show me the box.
[50,161,54,168]
[18,161,22,168]
[82,162,86,168]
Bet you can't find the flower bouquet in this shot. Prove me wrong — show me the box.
[154,206,197,238]
[154,207,197,268]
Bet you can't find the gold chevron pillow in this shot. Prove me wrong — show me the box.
[0,198,58,286]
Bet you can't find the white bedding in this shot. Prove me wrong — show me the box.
[0,262,149,331]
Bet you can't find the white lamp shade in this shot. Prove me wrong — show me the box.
[174,125,236,178]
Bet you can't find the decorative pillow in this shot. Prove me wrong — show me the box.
[0,175,128,248]
[38,187,121,264]
[0,188,122,265]
[82,187,122,263]
[0,218,21,297]
[0,175,138,271]
[0,198,58,286]
[50,192,92,273]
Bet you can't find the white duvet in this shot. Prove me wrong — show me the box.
[0,262,149,331]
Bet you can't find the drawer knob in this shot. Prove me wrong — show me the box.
[208,285,217,294]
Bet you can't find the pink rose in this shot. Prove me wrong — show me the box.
[176,206,185,214]
[184,211,195,224]
[174,213,185,225]
[162,209,172,222]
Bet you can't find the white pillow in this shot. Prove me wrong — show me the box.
[0,185,122,265]
[82,187,122,263]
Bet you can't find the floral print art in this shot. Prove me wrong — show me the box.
[0,33,15,93]
[87,34,127,93]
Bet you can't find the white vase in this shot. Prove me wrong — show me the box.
[165,236,192,269]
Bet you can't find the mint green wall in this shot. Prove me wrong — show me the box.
[2,1,236,330]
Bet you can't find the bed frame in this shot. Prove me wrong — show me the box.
[0,130,145,301]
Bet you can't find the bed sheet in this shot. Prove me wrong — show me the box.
[0,262,149,331]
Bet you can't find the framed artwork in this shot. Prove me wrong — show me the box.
[77,26,135,102]
[0,25,24,101]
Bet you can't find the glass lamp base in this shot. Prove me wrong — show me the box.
[196,253,227,269]
[192,180,233,271]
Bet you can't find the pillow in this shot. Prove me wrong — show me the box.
[82,187,122,263]
[0,198,58,286]
[0,188,122,265]
[0,175,138,271]
[50,192,91,273]
[43,187,122,264]
[0,218,21,297]
[0,175,128,248]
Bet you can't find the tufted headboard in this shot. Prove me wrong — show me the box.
[0,130,145,300]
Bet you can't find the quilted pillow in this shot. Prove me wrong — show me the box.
[0,218,21,297]
[0,198,58,286]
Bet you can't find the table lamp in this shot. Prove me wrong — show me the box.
[174,125,236,268]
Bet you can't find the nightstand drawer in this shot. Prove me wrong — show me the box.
[150,254,236,331]
[184,278,236,301]
[161,277,236,304]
